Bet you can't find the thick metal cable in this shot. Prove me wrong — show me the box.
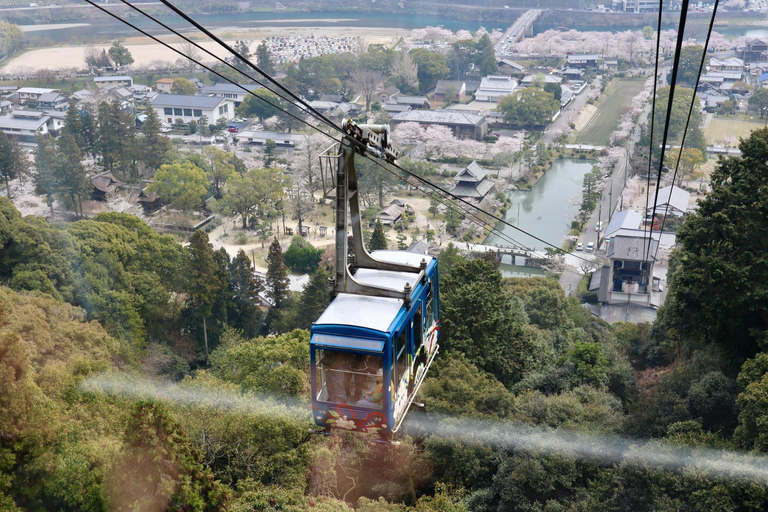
[653,0,720,262]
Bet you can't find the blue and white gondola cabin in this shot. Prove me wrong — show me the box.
[310,251,440,436]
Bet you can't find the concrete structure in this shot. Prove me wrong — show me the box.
[434,80,466,102]
[199,82,260,106]
[494,9,543,54]
[154,78,175,93]
[93,75,133,88]
[597,234,658,308]
[0,110,63,142]
[475,75,517,103]
[152,94,234,124]
[449,160,494,199]
[391,109,488,140]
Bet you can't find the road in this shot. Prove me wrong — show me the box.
[540,76,601,145]
[494,9,543,56]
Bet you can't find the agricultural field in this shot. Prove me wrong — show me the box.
[574,78,646,146]
[704,117,767,147]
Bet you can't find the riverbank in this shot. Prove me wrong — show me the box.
[0,25,407,72]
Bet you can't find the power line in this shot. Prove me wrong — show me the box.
[642,0,666,268]
[88,0,595,263]
[653,0,720,262]
[155,0,342,135]
[84,0,342,145]
[643,0,692,266]
[114,0,341,135]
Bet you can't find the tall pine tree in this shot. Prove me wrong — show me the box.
[0,131,24,199]
[265,237,289,309]
[140,106,172,173]
[33,136,57,214]
[53,133,89,218]
[370,219,388,250]
[228,249,264,337]
[186,230,227,358]
[294,266,330,330]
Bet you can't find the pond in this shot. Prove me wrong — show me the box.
[483,158,594,277]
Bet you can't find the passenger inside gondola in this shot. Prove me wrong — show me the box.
[317,350,383,408]
[356,369,384,409]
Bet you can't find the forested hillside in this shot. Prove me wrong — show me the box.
[1,129,767,510]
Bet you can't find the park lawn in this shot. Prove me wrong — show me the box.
[574,78,646,146]
[704,117,767,147]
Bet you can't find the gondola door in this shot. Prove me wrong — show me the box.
[392,324,410,423]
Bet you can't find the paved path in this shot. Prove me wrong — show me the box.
[540,76,601,145]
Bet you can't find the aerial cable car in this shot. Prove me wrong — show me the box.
[309,119,440,437]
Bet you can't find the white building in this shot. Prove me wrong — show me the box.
[151,94,235,124]
[199,82,260,106]
[475,75,517,103]
[17,87,60,102]
[0,110,63,142]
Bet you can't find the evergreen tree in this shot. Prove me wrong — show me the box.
[107,40,134,67]
[186,230,227,358]
[256,40,275,75]
[141,107,172,173]
[96,101,138,180]
[33,136,57,214]
[370,219,388,250]
[234,40,252,72]
[62,98,85,151]
[228,249,264,337]
[53,133,90,218]
[265,237,289,309]
[294,266,330,330]
[107,401,230,510]
[478,40,498,76]
[661,128,768,363]
[0,131,24,199]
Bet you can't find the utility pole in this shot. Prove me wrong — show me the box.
[597,203,602,249]
[609,180,613,222]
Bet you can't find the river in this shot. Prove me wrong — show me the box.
[16,8,768,46]
[18,10,509,45]
[484,158,593,277]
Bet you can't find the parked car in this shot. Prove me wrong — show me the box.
[227,125,239,133]
[586,242,594,253]
[595,221,603,232]
[576,242,583,251]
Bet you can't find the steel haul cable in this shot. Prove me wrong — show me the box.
[85,0,597,263]
[653,0,720,262]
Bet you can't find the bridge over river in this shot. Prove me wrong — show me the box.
[494,9,543,57]
[459,242,549,268]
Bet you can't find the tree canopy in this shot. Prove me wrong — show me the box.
[498,88,559,127]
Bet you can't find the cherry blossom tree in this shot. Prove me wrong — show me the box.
[488,134,524,157]
[392,122,425,148]
[423,125,455,158]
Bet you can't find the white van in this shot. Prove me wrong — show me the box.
[586,242,594,253]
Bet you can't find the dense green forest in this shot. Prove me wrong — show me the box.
[0,128,767,510]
